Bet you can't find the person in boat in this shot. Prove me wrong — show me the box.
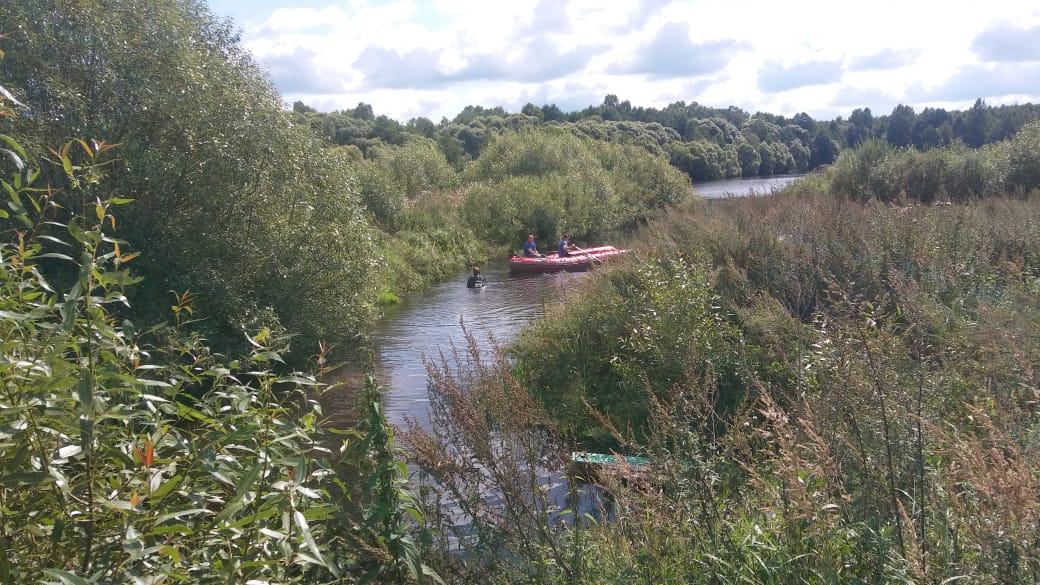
[522,234,543,257]
[466,266,486,288]
[557,233,577,257]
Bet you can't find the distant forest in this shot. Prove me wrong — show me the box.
[293,97,1040,183]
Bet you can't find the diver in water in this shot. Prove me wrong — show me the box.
[466,266,486,288]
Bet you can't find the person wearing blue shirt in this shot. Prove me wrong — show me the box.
[522,234,542,257]
[557,233,573,257]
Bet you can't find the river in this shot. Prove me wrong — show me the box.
[374,263,585,429]
[695,174,803,199]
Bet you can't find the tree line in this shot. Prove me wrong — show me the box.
[294,96,1040,183]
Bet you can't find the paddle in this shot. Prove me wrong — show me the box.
[568,244,603,265]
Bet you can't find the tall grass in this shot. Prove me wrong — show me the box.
[410,187,1040,583]
[399,328,577,584]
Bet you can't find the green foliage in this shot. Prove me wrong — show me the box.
[590,139,690,209]
[476,184,1040,583]
[511,255,744,447]
[465,129,594,180]
[298,95,1040,202]
[1006,120,1040,194]
[734,140,761,177]
[461,129,690,247]
[356,138,459,231]
[356,162,407,230]
[373,138,459,199]
[376,222,483,292]
[377,291,401,306]
[0,137,341,583]
[564,119,680,156]
[3,0,378,363]
[343,377,443,585]
[0,46,435,570]
[827,137,895,199]
[825,138,1009,202]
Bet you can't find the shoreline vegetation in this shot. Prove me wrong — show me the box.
[2,1,1040,582]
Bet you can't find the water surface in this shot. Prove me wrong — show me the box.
[695,174,803,199]
[374,262,586,429]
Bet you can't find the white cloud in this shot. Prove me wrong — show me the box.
[207,0,1040,121]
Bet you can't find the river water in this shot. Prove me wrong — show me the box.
[695,174,803,199]
[374,263,586,429]
[369,264,593,533]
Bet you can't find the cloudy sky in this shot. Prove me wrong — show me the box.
[205,0,1040,123]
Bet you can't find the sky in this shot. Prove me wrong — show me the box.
[204,0,1040,123]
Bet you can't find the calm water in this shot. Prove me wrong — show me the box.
[371,263,593,532]
[695,174,803,199]
[374,262,586,429]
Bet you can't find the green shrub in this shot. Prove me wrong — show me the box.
[3,0,379,365]
[820,123,1040,202]
[0,131,437,583]
[461,129,691,246]
[828,138,895,200]
[1006,120,1040,194]
[511,254,745,447]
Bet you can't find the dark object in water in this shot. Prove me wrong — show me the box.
[466,266,486,288]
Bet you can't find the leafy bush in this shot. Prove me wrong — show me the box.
[820,126,1039,203]
[0,125,437,583]
[3,0,379,363]
[358,138,460,231]
[827,138,896,200]
[461,129,691,247]
[511,254,745,447]
[1006,120,1040,195]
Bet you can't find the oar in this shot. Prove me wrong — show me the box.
[569,245,603,265]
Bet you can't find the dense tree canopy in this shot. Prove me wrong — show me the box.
[2,0,378,357]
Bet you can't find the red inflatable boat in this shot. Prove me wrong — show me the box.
[508,245,628,273]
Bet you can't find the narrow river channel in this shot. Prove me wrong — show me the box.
[368,262,594,534]
[373,262,586,429]
[695,174,803,198]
